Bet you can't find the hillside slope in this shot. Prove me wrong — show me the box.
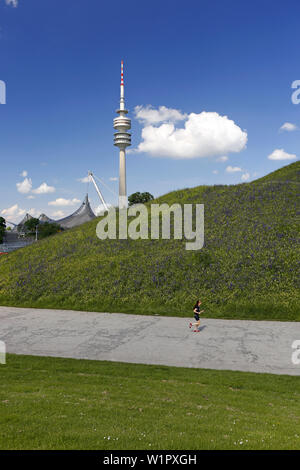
[253,160,300,184]
[0,162,299,320]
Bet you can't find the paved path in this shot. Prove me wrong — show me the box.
[1,306,300,376]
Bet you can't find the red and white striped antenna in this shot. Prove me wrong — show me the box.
[121,60,124,86]
[120,60,125,109]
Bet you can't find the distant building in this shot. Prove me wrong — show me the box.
[1,195,95,253]
[55,194,95,229]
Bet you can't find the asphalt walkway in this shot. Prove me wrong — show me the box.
[1,306,300,375]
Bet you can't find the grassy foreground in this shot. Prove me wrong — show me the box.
[0,162,299,320]
[0,354,300,450]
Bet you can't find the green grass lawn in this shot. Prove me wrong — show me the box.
[1,354,300,450]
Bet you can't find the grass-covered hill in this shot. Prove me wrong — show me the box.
[0,162,299,320]
[254,160,300,184]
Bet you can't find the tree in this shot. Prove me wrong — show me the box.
[128,191,154,206]
[23,218,40,234]
[38,222,63,239]
[0,217,6,244]
[22,219,62,239]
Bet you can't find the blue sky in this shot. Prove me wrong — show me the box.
[0,0,299,222]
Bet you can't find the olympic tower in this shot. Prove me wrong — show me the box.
[113,61,131,209]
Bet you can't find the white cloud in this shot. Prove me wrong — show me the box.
[32,182,55,194]
[28,208,40,218]
[1,204,25,221]
[134,105,187,125]
[241,172,250,181]
[27,195,35,200]
[51,210,65,218]
[1,204,42,223]
[95,203,113,216]
[226,165,243,173]
[1,204,20,217]
[48,198,80,207]
[212,170,219,174]
[16,177,32,194]
[16,173,55,196]
[268,148,297,161]
[217,156,228,162]
[133,108,247,159]
[109,177,118,181]
[279,122,298,132]
[5,0,18,7]
[77,176,91,183]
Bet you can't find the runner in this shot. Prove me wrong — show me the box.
[189,299,204,332]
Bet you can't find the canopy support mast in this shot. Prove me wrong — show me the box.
[88,171,109,212]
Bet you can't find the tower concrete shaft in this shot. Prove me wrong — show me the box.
[113,61,131,209]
